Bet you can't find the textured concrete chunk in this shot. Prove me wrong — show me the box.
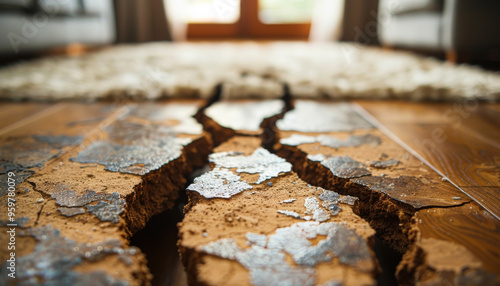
[0,101,211,286]
[180,136,377,286]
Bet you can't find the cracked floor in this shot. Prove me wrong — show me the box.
[0,93,499,286]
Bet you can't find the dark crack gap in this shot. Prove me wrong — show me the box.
[132,83,292,285]
[250,88,403,285]
[130,164,210,286]
[130,84,223,286]
[374,236,401,286]
[129,193,188,286]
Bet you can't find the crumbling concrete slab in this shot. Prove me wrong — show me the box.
[179,136,379,286]
[0,100,211,285]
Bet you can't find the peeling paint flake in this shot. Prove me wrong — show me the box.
[280,199,296,204]
[52,188,105,207]
[370,158,400,168]
[304,197,330,222]
[2,225,134,285]
[318,189,342,215]
[307,154,327,162]
[339,195,358,206]
[72,137,189,175]
[317,134,380,149]
[85,193,126,223]
[277,210,308,220]
[318,189,340,204]
[201,221,372,286]
[320,156,371,179]
[200,238,240,260]
[72,118,193,175]
[276,101,373,133]
[281,134,380,149]
[246,233,268,247]
[280,134,317,146]
[210,148,292,184]
[205,100,284,132]
[0,133,84,192]
[187,167,252,199]
[58,207,85,217]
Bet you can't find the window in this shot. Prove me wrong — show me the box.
[188,0,240,23]
[187,0,314,39]
[259,0,314,24]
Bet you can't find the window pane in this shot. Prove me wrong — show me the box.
[259,0,315,24]
[187,0,240,23]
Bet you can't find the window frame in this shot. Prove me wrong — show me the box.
[187,0,311,39]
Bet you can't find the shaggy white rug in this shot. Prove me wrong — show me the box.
[0,42,499,101]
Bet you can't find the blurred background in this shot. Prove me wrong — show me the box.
[1,0,500,68]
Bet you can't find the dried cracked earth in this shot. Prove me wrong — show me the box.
[1,92,499,286]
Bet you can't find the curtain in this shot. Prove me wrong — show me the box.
[163,0,187,42]
[340,0,379,45]
[113,0,172,43]
[309,0,345,42]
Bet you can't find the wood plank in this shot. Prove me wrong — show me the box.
[460,186,500,218]
[0,103,123,193]
[275,100,500,284]
[0,102,53,131]
[398,201,500,285]
[413,202,500,274]
[355,100,500,219]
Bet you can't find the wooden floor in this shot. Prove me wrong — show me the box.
[355,100,500,220]
[1,100,499,285]
[2,100,497,219]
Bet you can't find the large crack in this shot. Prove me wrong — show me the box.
[0,101,214,285]
[194,82,292,148]
[132,90,485,285]
[264,100,494,285]
[176,86,387,285]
